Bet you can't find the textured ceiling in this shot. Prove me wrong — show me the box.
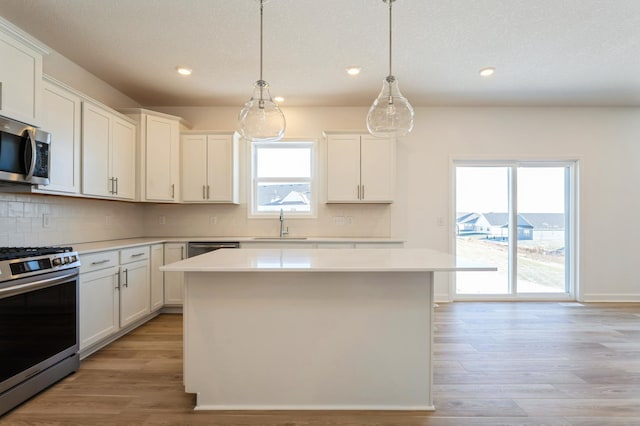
[1,0,639,107]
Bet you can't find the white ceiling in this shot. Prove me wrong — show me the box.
[1,0,639,107]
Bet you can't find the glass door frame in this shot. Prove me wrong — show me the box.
[451,159,579,301]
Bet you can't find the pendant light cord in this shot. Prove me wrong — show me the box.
[260,0,264,82]
[388,0,393,77]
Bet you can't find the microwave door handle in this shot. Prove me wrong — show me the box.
[24,129,36,180]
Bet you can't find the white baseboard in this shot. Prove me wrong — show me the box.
[434,293,452,303]
[580,293,640,302]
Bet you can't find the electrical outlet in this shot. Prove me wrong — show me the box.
[346,216,353,225]
[437,217,445,227]
[209,216,217,225]
[159,215,166,225]
[333,216,345,225]
[42,213,50,228]
[105,215,112,226]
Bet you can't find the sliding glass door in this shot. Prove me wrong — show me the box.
[454,162,575,299]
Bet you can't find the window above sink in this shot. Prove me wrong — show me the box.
[249,140,316,218]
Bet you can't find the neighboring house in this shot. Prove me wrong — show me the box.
[456,213,492,235]
[258,183,311,210]
[457,212,565,241]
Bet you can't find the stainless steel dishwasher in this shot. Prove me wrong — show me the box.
[187,242,240,257]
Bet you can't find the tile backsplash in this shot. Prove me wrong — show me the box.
[1,193,391,246]
[0,193,145,246]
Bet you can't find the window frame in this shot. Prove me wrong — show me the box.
[451,159,578,301]
[249,139,317,218]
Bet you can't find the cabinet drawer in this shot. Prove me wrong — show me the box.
[80,250,119,273]
[120,246,150,264]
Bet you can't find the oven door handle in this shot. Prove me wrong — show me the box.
[24,128,37,181]
[0,271,78,299]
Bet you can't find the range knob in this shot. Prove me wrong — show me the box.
[52,258,63,266]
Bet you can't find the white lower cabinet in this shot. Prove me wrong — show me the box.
[79,265,119,351]
[150,244,164,312]
[119,259,150,328]
[79,246,152,353]
[164,243,186,305]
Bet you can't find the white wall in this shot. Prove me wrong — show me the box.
[43,50,140,108]
[152,105,640,302]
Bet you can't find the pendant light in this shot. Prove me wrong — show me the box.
[366,0,414,138]
[238,0,286,142]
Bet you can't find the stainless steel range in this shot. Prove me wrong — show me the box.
[0,246,81,416]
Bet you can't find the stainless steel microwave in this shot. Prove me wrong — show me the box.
[0,116,50,185]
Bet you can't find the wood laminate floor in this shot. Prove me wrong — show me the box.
[3,302,640,425]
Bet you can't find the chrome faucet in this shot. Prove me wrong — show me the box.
[279,208,289,238]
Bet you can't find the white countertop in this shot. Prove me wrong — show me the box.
[72,237,404,254]
[160,248,496,273]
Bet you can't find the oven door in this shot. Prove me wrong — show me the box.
[0,268,79,394]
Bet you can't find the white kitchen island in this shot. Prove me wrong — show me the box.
[161,248,494,411]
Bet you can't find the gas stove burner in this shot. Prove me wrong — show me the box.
[0,246,73,261]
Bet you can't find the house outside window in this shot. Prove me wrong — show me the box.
[250,141,315,217]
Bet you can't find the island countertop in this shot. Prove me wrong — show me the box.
[160,248,495,273]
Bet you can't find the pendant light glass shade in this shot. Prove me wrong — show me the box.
[367,0,414,138]
[239,80,286,142]
[238,0,286,142]
[367,75,414,137]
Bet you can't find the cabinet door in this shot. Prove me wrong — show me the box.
[181,135,208,202]
[164,243,186,305]
[326,135,361,202]
[150,244,164,312]
[111,117,136,200]
[79,266,120,351]
[38,80,81,194]
[0,30,42,126]
[360,136,394,202]
[145,115,179,201]
[82,102,111,197]
[120,259,150,327]
[207,135,235,202]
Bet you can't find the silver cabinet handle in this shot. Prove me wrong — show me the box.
[131,252,145,257]
[123,269,128,287]
[207,185,210,199]
[91,259,110,265]
[115,177,119,195]
[171,183,175,198]
[362,185,365,200]
[202,185,206,199]
[180,246,185,260]
[115,271,120,290]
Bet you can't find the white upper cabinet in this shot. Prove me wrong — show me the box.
[181,132,239,203]
[37,77,81,194]
[121,109,187,202]
[0,17,47,126]
[325,132,395,203]
[82,101,136,200]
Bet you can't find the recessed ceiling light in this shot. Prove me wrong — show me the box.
[346,66,362,76]
[274,96,285,103]
[176,67,192,76]
[479,67,495,77]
